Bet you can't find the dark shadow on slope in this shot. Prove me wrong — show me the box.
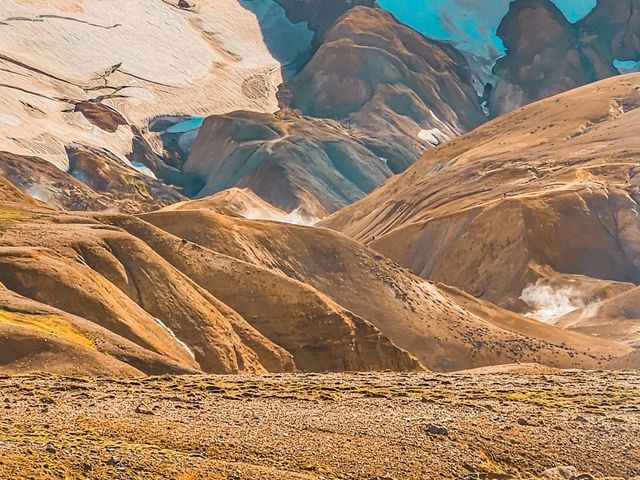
[238,0,314,80]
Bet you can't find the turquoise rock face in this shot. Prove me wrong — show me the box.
[378,0,597,81]
[165,117,205,134]
[614,59,640,74]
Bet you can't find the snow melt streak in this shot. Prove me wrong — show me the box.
[154,317,196,360]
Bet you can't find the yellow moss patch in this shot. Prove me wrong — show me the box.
[0,309,96,350]
[0,208,34,223]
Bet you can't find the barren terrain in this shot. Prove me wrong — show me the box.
[0,369,638,479]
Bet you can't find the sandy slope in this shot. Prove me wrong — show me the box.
[140,209,635,371]
[0,191,422,374]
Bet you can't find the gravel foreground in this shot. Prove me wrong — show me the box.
[0,371,638,479]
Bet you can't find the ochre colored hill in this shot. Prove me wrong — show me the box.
[141,209,633,371]
[323,74,640,310]
[0,199,421,374]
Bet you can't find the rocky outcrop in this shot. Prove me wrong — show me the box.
[490,0,640,115]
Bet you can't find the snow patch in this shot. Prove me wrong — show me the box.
[241,207,320,226]
[154,317,196,360]
[418,128,449,146]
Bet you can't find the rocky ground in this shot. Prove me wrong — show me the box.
[0,369,638,479]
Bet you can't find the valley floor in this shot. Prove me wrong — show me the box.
[0,370,638,479]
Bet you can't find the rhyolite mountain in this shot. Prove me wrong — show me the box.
[182,7,486,217]
[2,0,639,217]
[1,0,640,376]
[323,73,640,345]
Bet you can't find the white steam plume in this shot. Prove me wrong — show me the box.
[519,280,588,324]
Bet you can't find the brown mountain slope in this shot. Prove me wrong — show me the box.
[0,284,196,376]
[140,209,633,371]
[0,206,294,374]
[100,214,422,372]
[0,196,421,374]
[322,74,640,328]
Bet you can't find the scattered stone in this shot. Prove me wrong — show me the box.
[178,0,192,8]
[574,415,588,423]
[427,424,448,436]
[517,417,536,427]
[135,403,155,415]
[540,466,579,479]
[45,444,56,454]
[465,474,516,480]
[106,456,122,467]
